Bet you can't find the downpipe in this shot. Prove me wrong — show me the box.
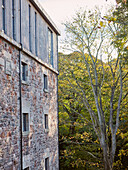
[19,0,23,169]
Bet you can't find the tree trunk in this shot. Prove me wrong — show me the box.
[102,141,113,170]
[104,162,112,170]
[103,153,112,170]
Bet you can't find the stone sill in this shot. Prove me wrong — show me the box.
[0,31,59,75]
[22,131,29,136]
[22,80,29,86]
[44,129,49,133]
[43,88,49,93]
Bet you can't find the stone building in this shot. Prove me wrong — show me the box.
[0,0,60,169]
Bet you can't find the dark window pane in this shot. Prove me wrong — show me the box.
[24,168,29,170]
[48,29,53,66]
[35,12,37,56]
[29,5,31,52]
[45,157,49,170]
[45,114,48,129]
[23,113,29,132]
[22,62,27,81]
[44,74,48,90]
[12,0,15,40]
[2,0,5,32]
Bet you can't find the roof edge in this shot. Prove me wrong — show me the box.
[29,0,61,36]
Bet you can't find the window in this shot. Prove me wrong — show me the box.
[48,28,53,66]
[23,113,29,132]
[24,167,29,170]
[12,0,16,40]
[45,157,49,170]
[21,62,28,82]
[2,0,5,32]
[56,35,58,70]
[44,74,48,90]
[35,12,37,56]
[45,114,48,129]
[29,5,32,52]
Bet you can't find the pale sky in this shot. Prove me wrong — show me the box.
[38,0,116,51]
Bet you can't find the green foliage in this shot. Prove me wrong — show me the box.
[59,52,128,170]
[59,6,128,170]
[59,52,103,169]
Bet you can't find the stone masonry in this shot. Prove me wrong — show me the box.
[0,0,60,169]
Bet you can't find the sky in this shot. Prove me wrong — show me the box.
[38,0,116,51]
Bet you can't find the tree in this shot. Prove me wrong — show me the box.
[59,52,103,169]
[61,9,128,170]
[113,0,128,64]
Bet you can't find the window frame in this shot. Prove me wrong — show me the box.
[29,4,32,52]
[12,0,16,40]
[45,157,49,170]
[43,74,48,92]
[23,113,29,132]
[48,28,53,66]
[21,62,28,82]
[35,11,37,56]
[23,167,29,170]
[2,0,5,33]
[44,114,48,130]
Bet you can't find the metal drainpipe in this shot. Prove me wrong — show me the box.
[19,49,23,170]
[19,0,23,169]
[57,73,60,170]
[56,35,60,169]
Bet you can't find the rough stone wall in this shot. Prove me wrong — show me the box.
[0,38,21,169]
[0,38,59,170]
[21,52,59,170]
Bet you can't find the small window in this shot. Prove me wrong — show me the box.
[23,113,29,132]
[12,0,16,40]
[45,157,49,170]
[45,114,48,129]
[56,35,58,70]
[24,167,29,170]
[29,5,32,52]
[24,168,29,170]
[35,12,37,56]
[48,28,53,66]
[21,62,28,81]
[2,0,5,32]
[44,74,48,90]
